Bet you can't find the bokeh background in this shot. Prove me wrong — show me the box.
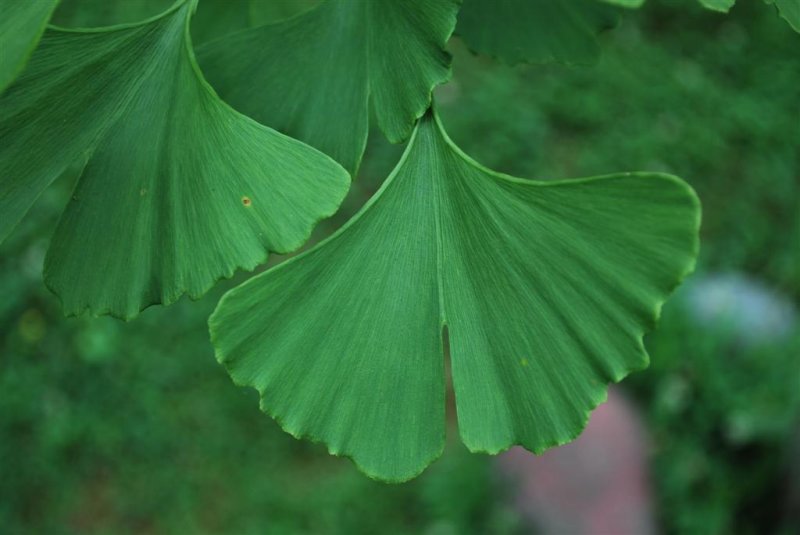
[1,0,798,533]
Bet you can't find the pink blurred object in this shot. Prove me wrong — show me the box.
[496,388,655,535]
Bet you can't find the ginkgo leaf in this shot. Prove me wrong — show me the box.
[456,0,619,66]
[209,108,701,482]
[51,0,172,27]
[51,0,296,44]
[0,0,59,92]
[0,0,349,320]
[197,0,460,174]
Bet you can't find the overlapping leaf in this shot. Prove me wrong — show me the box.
[210,109,701,482]
[51,0,172,27]
[696,0,799,32]
[51,0,315,44]
[765,0,800,32]
[602,0,799,33]
[0,0,349,319]
[198,0,460,174]
[698,0,736,12]
[456,0,620,65]
[0,0,59,92]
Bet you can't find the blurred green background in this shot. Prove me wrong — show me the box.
[1,0,798,533]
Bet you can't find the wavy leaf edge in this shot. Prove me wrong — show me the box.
[209,107,701,482]
[29,0,350,320]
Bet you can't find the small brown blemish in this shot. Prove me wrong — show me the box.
[242,196,252,207]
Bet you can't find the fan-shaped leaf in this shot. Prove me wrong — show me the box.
[0,0,349,319]
[197,0,460,174]
[0,0,59,92]
[456,0,619,66]
[209,108,701,482]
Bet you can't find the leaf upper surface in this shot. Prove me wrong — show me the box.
[0,0,59,92]
[209,109,701,481]
[600,0,644,7]
[0,0,350,319]
[197,0,460,174]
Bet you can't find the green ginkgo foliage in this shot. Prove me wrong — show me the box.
[698,0,736,12]
[764,0,800,32]
[0,0,349,319]
[209,107,701,482]
[0,0,59,92]
[50,0,315,44]
[197,0,460,174]
[456,0,798,68]
[600,0,644,7]
[694,0,800,28]
[456,0,619,65]
[606,0,799,32]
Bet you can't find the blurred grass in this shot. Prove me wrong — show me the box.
[1,0,799,533]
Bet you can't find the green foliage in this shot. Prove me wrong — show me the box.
[52,0,323,46]
[765,0,800,32]
[692,0,799,30]
[0,199,521,532]
[198,0,460,174]
[0,0,349,319]
[601,0,645,7]
[0,0,58,92]
[630,295,800,534]
[600,0,800,32]
[439,0,800,297]
[0,0,797,529]
[210,109,699,481]
[436,1,800,529]
[52,0,170,26]
[698,0,735,13]
[456,0,619,65]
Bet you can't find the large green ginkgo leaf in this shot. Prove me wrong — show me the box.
[456,0,619,65]
[0,0,59,92]
[197,0,460,174]
[0,0,349,319]
[209,108,701,482]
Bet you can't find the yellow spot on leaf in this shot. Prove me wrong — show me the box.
[520,358,529,367]
[242,196,252,207]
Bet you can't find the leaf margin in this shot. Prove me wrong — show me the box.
[209,105,702,481]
